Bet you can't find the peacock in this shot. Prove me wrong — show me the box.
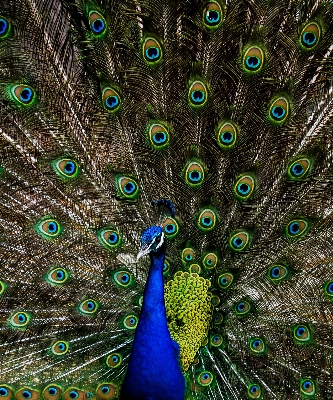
[1,0,333,398]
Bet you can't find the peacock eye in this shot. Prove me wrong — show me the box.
[9,311,31,329]
[218,272,234,289]
[324,280,333,299]
[148,122,170,149]
[122,314,139,330]
[197,371,214,386]
[203,252,218,269]
[113,270,134,288]
[216,121,238,149]
[182,248,195,263]
[162,217,179,239]
[247,383,262,399]
[46,267,70,285]
[163,259,170,274]
[53,159,79,179]
[213,313,223,324]
[286,219,308,238]
[98,228,122,249]
[243,46,264,73]
[185,161,205,187]
[0,17,10,38]
[0,385,13,400]
[287,157,311,180]
[106,353,122,368]
[267,264,289,283]
[96,384,117,400]
[203,2,223,29]
[16,389,39,400]
[143,38,162,65]
[197,209,217,232]
[269,96,290,124]
[300,22,320,49]
[189,263,201,273]
[36,218,62,240]
[293,325,311,344]
[300,378,316,396]
[78,299,99,315]
[11,84,36,106]
[210,334,223,347]
[188,81,208,107]
[249,337,265,354]
[43,385,62,400]
[235,300,252,317]
[229,231,250,251]
[234,175,255,200]
[63,388,86,400]
[51,340,69,355]
[211,295,220,307]
[102,88,121,113]
[0,280,6,295]
[89,11,106,36]
[117,176,139,199]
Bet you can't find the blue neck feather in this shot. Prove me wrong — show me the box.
[120,247,186,400]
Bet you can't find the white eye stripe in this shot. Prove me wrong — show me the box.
[156,232,165,249]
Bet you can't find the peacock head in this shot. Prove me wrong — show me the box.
[137,225,165,260]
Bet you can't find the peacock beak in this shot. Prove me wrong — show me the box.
[137,243,151,260]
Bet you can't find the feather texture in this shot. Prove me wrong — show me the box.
[1,0,333,398]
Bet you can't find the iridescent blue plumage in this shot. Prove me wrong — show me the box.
[120,226,185,400]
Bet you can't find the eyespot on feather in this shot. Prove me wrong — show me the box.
[36,217,63,240]
[286,219,309,238]
[234,174,255,200]
[162,217,179,239]
[229,231,250,251]
[8,311,31,329]
[96,384,117,400]
[98,228,122,249]
[116,176,139,199]
[53,159,79,179]
[300,378,316,397]
[106,353,122,368]
[216,121,238,149]
[300,22,321,50]
[102,88,121,113]
[197,371,214,386]
[0,385,14,400]
[43,385,62,400]
[247,383,263,399]
[249,337,266,354]
[287,157,311,180]
[46,267,70,286]
[267,264,290,283]
[185,160,205,188]
[243,45,264,73]
[10,84,36,106]
[51,340,69,356]
[112,270,134,288]
[269,96,290,124]
[148,122,170,150]
[143,38,163,65]
[0,17,10,38]
[188,81,208,108]
[16,388,39,400]
[122,314,138,330]
[197,209,217,232]
[203,2,223,29]
[78,299,99,315]
[63,388,86,400]
[218,272,234,289]
[89,11,107,36]
[202,252,218,269]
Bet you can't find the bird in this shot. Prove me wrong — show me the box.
[1,0,333,398]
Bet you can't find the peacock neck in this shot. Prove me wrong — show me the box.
[120,245,185,400]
